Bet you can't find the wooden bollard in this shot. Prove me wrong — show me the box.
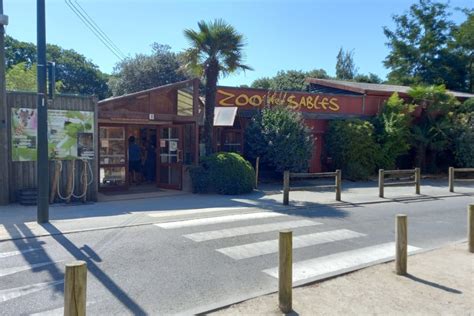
[283,171,290,205]
[379,169,384,198]
[449,167,454,192]
[469,204,474,253]
[279,231,292,314]
[415,167,421,195]
[255,156,260,189]
[395,215,408,275]
[64,261,87,316]
[335,169,342,201]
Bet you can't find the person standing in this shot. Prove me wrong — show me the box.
[128,136,142,184]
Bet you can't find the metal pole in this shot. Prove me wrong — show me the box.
[0,0,9,205]
[37,0,49,223]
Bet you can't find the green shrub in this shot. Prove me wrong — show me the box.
[190,152,255,195]
[326,119,380,180]
[245,106,314,173]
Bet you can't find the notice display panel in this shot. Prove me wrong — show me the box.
[11,107,94,161]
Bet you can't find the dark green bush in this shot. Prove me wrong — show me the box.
[326,119,380,180]
[245,106,314,173]
[190,152,255,195]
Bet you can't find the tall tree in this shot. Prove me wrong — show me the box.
[353,73,383,84]
[5,35,110,99]
[6,62,63,92]
[453,10,474,92]
[383,0,469,91]
[109,43,188,96]
[183,19,252,155]
[336,48,357,80]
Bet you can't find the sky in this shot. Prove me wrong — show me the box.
[3,0,473,87]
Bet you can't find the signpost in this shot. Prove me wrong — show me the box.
[37,0,49,223]
[0,0,9,205]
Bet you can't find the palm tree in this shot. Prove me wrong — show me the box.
[183,19,252,155]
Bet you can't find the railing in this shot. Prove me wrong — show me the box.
[449,167,474,192]
[283,170,341,205]
[378,168,421,198]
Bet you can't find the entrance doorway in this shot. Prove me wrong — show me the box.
[157,126,183,190]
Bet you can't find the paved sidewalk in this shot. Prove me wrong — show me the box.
[0,179,472,242]
[213,243,474,315]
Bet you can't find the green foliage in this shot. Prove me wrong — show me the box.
[451,98,474,167]
[326,120,380,180]
[190,152,255,194]
[383,0,471,92]
[183,19,252,156]
[353,73,383,84]
[251,69,329,91]
[109,43,189,96]
[336,48,357,80]
[6,62,63,92]
[408,85,460,171]
[373,93,414,169]
[245,106,314,173]
[5,35,110,99]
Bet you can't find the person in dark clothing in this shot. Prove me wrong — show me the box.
[128,136,142,184]
[144,141,157,182]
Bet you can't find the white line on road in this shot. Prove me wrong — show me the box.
[184,220,321,242]
[262,242,421,283]
[0,280,64,303]
[217,229,365,260]
[146,206,254,218]
[154,212,287,229]
[0,261,63,277]
[0,248,43,259]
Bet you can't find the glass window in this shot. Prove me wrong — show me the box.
[99,126,126,165]
[177,87,194,116]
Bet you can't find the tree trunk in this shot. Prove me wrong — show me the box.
[203,61,219,156]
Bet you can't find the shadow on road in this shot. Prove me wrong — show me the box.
[404,274,462,294]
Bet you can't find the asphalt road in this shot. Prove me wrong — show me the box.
[0,194,472,315]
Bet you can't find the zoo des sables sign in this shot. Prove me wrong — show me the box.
[11,108,94,161]
[216,88,341,112]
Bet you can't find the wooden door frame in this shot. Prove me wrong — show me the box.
[156,125,184,190]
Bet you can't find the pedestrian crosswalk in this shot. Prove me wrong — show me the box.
[154,210,422,285]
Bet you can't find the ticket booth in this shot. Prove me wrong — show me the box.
[97,79,200,192]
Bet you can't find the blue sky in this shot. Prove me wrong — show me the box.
[4,0,473,86]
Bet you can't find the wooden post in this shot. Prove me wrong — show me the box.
[469,204,474,253]
[64,261,87,316]
[335,169,342,201]
[395,214,408,275]
[50,161,61,203]
[378,169,384,198]
[279,231,292,314]
[415,167,421,195]
[82,160,88,203]
[255,156,260,189]
[283,170,290,205]
[449,167,454,193]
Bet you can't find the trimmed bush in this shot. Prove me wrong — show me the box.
[190,152,255,195]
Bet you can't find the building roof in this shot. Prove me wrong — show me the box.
[306,78,474,99]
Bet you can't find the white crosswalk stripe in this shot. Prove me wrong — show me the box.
[263,242,421,283]
[0,261,62,277]
[154,212,286,229]
[184,219,321,242]
[0,280,64,303]
[217,229,365,260]
[0,248,43,259]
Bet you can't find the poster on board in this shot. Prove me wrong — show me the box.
[11,108,95,161]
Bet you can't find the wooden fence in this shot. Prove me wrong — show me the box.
[449,167,474,192]
[378,168,420,198]
[283,170,341,205]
